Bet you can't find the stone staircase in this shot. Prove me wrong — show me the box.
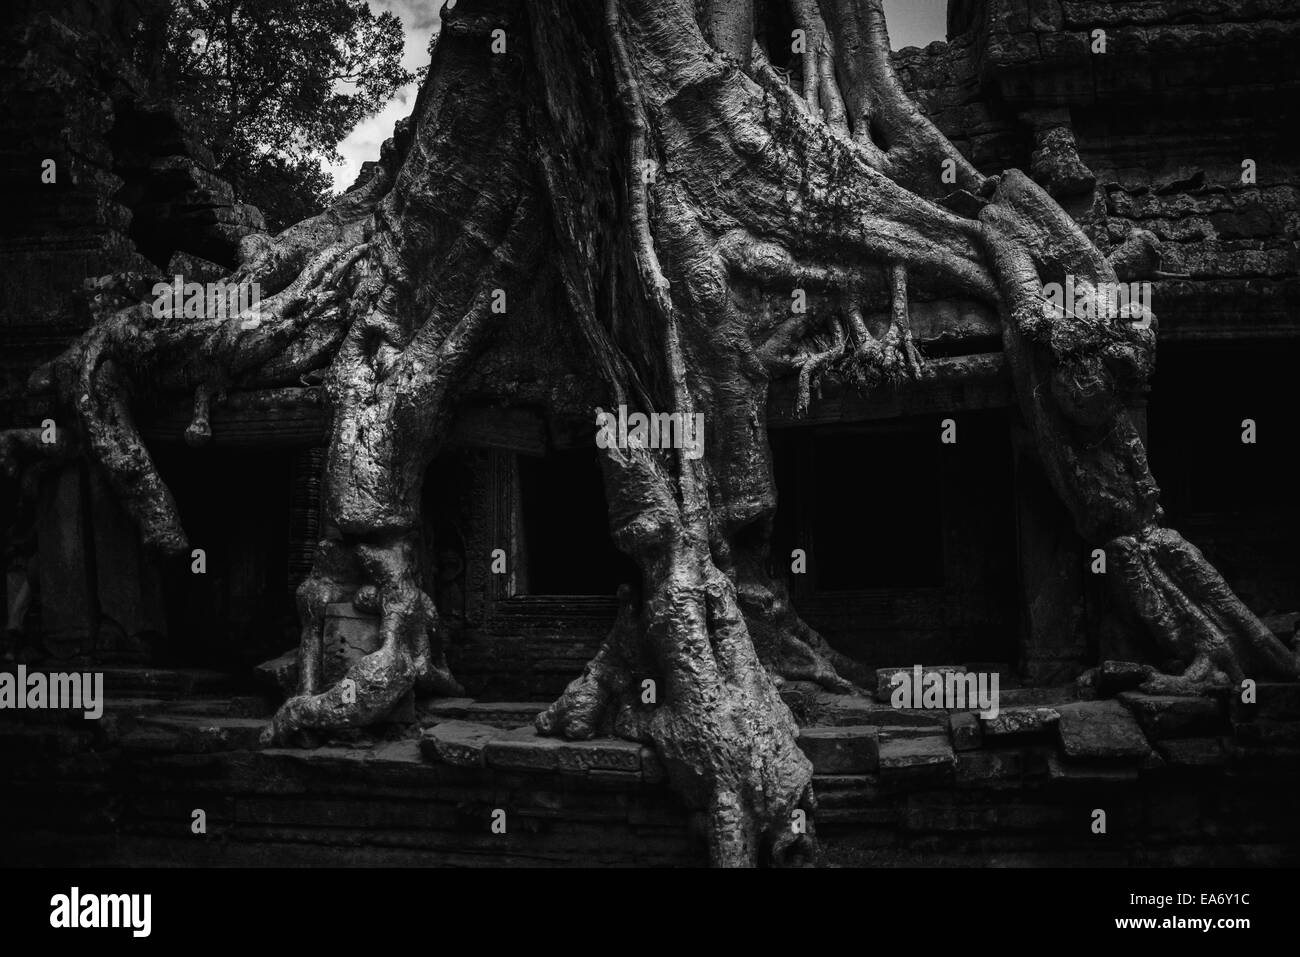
[2,662,1299,866]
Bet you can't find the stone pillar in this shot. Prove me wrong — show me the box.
[288,446,325,598]
[1011,424,1090,685]
[35,462,96,661]
[87,467,167,660]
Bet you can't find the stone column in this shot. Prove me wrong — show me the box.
[1011,423,1090,685]
[35,462,95,661]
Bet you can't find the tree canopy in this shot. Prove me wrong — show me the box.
[150,0,416,231]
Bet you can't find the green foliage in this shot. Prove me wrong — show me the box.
[154,0,415,232]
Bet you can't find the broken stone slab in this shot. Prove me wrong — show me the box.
[955,749,1022,787]
[1117,691,1223,739]
[1096,660,1150,697]
[1056,700,1153,762]
[420,720,504,768]
[949,711,983,751]
[997,685,1079,708]
[461,701,549,729]
[420,698,476,722]
[253,650,298,697]
[877,735,954,783]
[874,664,967,703]
[796,726,879,774]
[133,714,269,753]
[554,737,643,774]
[980,706,1059,738]
[483,725,564,772]
[1155,737,1228,769]
[1046,752,1140,784]
[809,690,947,728]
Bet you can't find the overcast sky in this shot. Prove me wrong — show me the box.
[327,0,949,192]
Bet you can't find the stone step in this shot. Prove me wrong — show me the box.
[1045,752,1140,784]
[797,726,879,774]
[420,719,504,767]
[129,714,269,753]
[980,706,1060,739]
[1056,700,1153,762]
[1117,691,1224,739]
[1154,737,1229,769]
[877,735,955,785]
[97,666,241,699]
[423,722,657,781]
[422,699,544,729]
[805,690,949,729]
[164,695,274,719]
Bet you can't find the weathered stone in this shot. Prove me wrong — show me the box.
[809,690,947,728]
[1155,737,1228,769]
[133,715,268,753]
[954,749,1022,786]
[998,685,1079,708]
[462,701,549,729]
[420,720,503,767]
[254,650,299,697]
[874,664,966,703]
[321,604,381,687]
[1097,660,1149,697]
[796,726,879,774]
[1056,700,1153,761]
[1046,752,1140,784]
[1117,692,1223,739]
[981,706,1059,738]
[483,725,563,772]
[555,737,643,774]
[878,735,954,782]
[949,711,983,751]
[421,698,476,722]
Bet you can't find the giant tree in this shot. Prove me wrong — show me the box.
[5,0,1298,867]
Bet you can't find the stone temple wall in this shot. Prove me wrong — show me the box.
[0,0,266,429]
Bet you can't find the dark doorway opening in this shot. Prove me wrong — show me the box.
[770,412,1019,670]
[153,446,296,670]
[516,448,639,596]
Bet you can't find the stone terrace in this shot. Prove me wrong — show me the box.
[2,663,1297,866]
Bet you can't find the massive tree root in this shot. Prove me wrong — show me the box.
[7,0,1297,866]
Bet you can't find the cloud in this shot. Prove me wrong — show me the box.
[326,0,442,192]
[327,0,949,192]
